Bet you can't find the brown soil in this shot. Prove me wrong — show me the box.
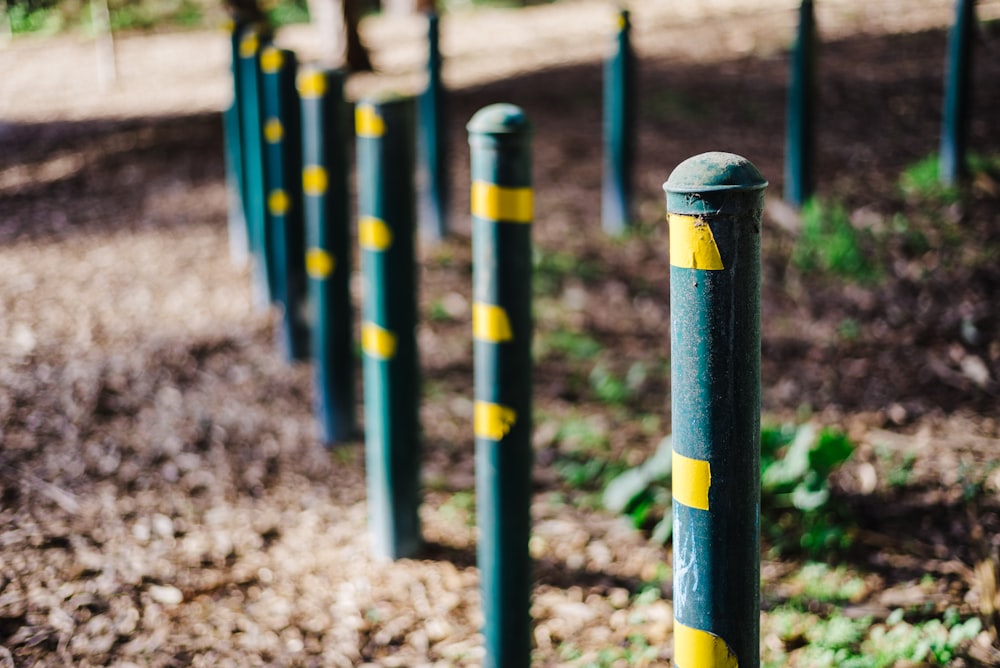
[1,0,1000,665]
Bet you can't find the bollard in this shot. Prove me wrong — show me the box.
[665,152,765,668]
[261,45,309,360]
[237,26,271,309]
[784,0,816,208]
[602,8,635,235]
[357,96,422,559]
[940,0,976,185]
[468,103,533,668]
[224,20,249,268]
[298,67,356,444]
[417,11,449,240]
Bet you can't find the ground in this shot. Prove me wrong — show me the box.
[1,0,1000,665]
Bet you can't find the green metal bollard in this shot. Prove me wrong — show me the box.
[224,20,249,268]
[237,26,271,309]
[784,0,816,208]
[940,0,976,185]
[602,8,635,235]
[261,45,309,360]
[665,152,765,668]
[357,96,422,559]
[298,67,356,445]
[468,103,533,668]
[417,12,449,241]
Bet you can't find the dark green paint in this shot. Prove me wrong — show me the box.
[784,0,816,208]
[417,12,449,240]
[358,95,421,560]
[468,103,533,668]
[665,152,765,668]
[224,22,249,267]
[301,68,355,445]
[236,27,270,308]
[261,47,309,361]
[602,9,635,235]
[940,0,976,185]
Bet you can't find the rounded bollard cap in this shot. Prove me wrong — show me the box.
[467,103,531,136]
[664,152,767,216]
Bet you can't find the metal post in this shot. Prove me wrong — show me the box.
[237,26,270,308]
[224,21,249,268]
[664,152,765,668]
[417,11,449,240]
[784,0,816,208]
[602,8,635,235]
[298,67,356,444]
[468,103,533,668]
[940,0,975,185]
[261,45,309,360]
[357,96,422,559]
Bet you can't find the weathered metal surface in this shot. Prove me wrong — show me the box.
[665,151,765,668]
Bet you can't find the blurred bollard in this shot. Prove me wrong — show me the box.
[357,96,422,559]
[261,45,309,361]
[665,152,766,668]
[237,26,270,309]
[468,103,533,668]
[299,67,356,445]
[940,0,976,185]
[784,0,816,208]
[224,20,249,268]
[602,8,635,235]
[417,12,449,241]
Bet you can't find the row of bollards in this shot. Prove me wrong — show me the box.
[220,3,980,665]
[783,0,979,203]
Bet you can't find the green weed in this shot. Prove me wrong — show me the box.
[764,605,983,667]
[439,490,476,527]
[792,199,878,283]
[899,154,960,203]
[588,362,629,405]
[537,327,602,360]
[533,247,601,296]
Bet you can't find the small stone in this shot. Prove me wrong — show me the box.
[148,585,183,606]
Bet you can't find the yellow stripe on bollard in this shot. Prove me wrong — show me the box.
[306,248,335,279]
[303,165,328,196]
[356,103,386,138]
[362,322,397,359]
[264,118,284,144]
[268,189,290,216]
[239,32,259,57]
[471,181,533,223]
[297,70,327,98]
[474,401,517,441]
[673,620,739,668]
[668,213,724,270]
[260,46,284,73]
[672,449,711,511]
[473,302,513,343]
[359,216,393,251]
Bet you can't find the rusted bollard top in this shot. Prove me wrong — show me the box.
[664,151,767,217]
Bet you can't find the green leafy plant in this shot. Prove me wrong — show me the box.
[792,198,878,283]
[764,606,984,667]
[604,423,856,554]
